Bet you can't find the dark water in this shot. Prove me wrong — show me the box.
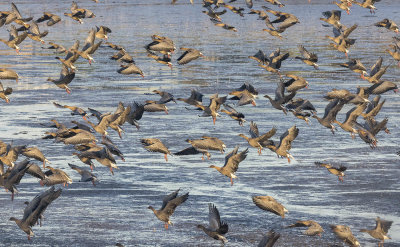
[0,0,399,246]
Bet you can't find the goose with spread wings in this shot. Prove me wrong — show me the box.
[10,186,61,240]
[148,189,189,230]
[266,125,299,163]
[209,146,248,186]
[197,203,228,244]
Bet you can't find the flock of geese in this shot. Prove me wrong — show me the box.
[0,0,398,246]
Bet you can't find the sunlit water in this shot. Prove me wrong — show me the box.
[0,0,399,246]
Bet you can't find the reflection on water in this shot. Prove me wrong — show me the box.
[0,0,399,246]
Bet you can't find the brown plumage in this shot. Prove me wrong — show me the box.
[221,104,246,126]
[239,121,276,155]
[266,125,299,163]
[334,103,367,138]
[9,186,61,240]
[148,189,189,229]
[286,220,324,236]
[258,230,280,247]
[331,225,360,247]
[315,161,347,182]
[141,138,171,161]
[3,159,31,201]
[145,35,176,54]
[95,26,112,40]
[295,45,318,69]
[21,147,49,169]
[47,65,75,94]
[177,89,203,106]
[41,166,72,187]
[184,136,226,159]
[0,68,19,82]
[197,203,228,244]
[360,217,392,247]
[264,80,296,115]
[53,102,88,120]
[252,196,288,218]
[36,12,61,26]
[117,64,144,77]
[0,81,12,103]
[340,59,368,79]
[320,10,342,27]
[283,74,309,93]
[0,25,28,53]
[196,94,226,125]
[177,47,203,65]
[209,146,248,186]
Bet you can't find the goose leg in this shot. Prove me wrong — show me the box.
[164,223,169,230]
[164,154,168,162]
[230,177,233,186]
[110,167,114,175]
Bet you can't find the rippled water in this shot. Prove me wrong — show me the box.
[0,0,399,246]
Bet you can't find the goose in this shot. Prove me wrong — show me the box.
[177,47,204,65]
[76,28,101,65]
[295,45,318,69]
[68,163,97,186]
[263,7,299,32]
[176,89,203,106]
[239,121,276,155]
[360,217,392,247]
[197,203,228,244]
[221,104,246,126]
[152,90,176,104]
[141,138,171,162]
[9,186,61,240]
[0,25,28,53]
[211,18,238,32]
[315,161,347,181]
[21,147,49,169]
[147,53,172,68]
[333,1,351,14]
[265,0,285,7]
[286,220,324,236]
[117,64,144,77]
[55,40,80,70]
[196,94,226,125]
[266,125,299,163]
[331,225,360,246]
[26,21,48,44]
[53,102,88,120]
[258,230,280,247]
[36,12,61,26]
[95,26,112,40]
[335,103,367,138]
[148,189,189,229]
[283,74,309,93]
[43,42,67,53]
[0,81,12,103]
[209,146,248,186]
[47,65,75,94]
[41,166,72,187]
[222,3,244,17]
[354,0,380,13]
[0,68,19,82]
[364,57,389,84]
[252,196,288,218]
[340,59,368,79]
[320,10,342,27]
[3,159,31,201]
[145,35,176,54]
[264,80,296,115]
